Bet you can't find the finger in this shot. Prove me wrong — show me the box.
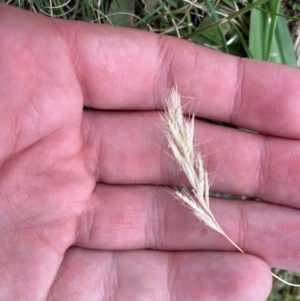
[53,13,300,138]
[76,184,300,272]
[47,248,271,301]
[82,110,300,207]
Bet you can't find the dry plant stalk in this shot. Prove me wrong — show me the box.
[165,87,300,287]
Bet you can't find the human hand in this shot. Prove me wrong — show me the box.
[1,5,300,301]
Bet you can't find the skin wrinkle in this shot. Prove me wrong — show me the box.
[98,119,114,184]
[75,198,92,246]
[6,112,21,164]
[284,143,300,202]
[75,124,91,181]
[167,252,178,301]
[84,188,105,246]
[106,252,119,301]
[189,47,202,85]
[50,18,87,102]
[236,201,253,253]
[253,135,300,205]
[84,197,96,244]
[49,250,78,301]
[285,150,296,199]
[58,270,68,301]
[148,193,166,249]
[154,35,178,108]
[57,258,73,301]
[275,148,290,199]
[161,195,170,249]
[265,64,289,122]
[272,222,285,263]
[283,147,297,200]
[1,123,79,192]
[80,115,98,181]
[230,57,245,126]
[253,134,265,201]
[272,64,282,101]
[257,137,277,202]
[144,188,157,249]
[3,122,21,167]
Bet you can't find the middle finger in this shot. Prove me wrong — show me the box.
[82,110,300,207]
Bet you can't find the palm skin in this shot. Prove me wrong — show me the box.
[1,4,300,301]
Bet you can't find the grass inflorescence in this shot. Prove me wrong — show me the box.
[165,88,244,251]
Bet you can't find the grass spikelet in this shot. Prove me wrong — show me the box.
[165,87,243,251]
[165,87,300,287]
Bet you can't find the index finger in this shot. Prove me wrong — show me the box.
[56,18,300,138]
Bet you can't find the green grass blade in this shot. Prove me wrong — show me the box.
[109,0,135,27]
[133,2,166,27]
[257,7,300,21]
[270,9,297,66]
[185,0,270,39]
[249,0,267,60]
[265,0,280,61]
[203,0,229,53]
[249,0,297,66]
[230,21,254,58]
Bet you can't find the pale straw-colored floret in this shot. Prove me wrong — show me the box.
[165,87,242,251]
[165,87,300,287]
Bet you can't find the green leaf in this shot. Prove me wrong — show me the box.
[249,3,267,60]
[265,0,280,60]
[109,0,135,27]
[249,0,297,67]
[220,0,236,9]
[203,0,229,53]
[141,0,159,13]
[195,16,231,50]
[164,0,178,8]
[270,8,297,66]
[230,22,254,58]
[185,0,270,39]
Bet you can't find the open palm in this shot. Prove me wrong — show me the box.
[1,5,300,301]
